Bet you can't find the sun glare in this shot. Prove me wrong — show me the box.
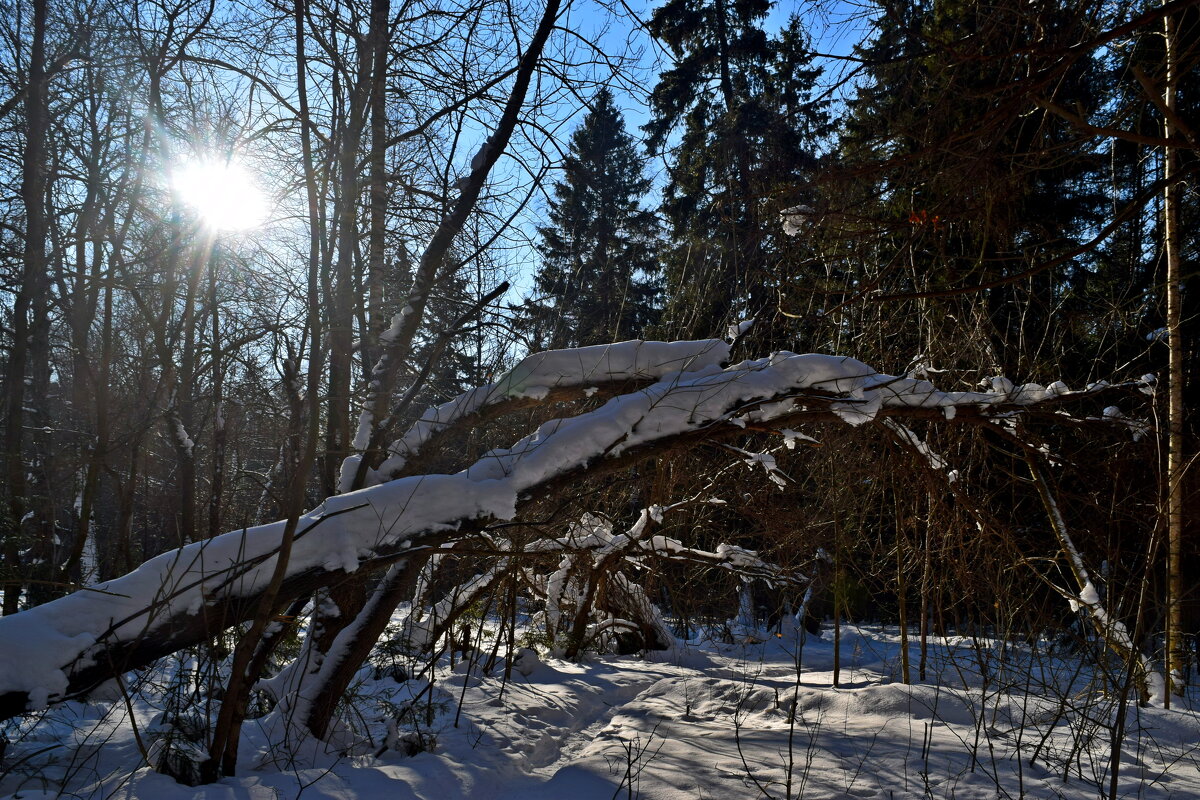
[172,158,268,232]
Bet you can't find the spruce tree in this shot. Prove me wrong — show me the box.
[821,0,1119,383]
[645,3,829,343]
[524,89,660,350]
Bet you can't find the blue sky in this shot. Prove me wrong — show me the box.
[500,0,879,297]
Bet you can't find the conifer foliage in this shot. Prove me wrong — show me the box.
[645,0,829,342]
[523,89,660,349]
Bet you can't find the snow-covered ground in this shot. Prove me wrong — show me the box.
[3,624,1198,799]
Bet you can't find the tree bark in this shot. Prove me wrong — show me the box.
[204,0,331,776]
[324,13,375,496]
[1162,6,1186,701]
[2,0,50,615]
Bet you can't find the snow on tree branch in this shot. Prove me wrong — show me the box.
[0,340,1143,720]
[371,338,730,483]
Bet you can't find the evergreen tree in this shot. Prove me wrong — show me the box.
[832,0,1110,378]
[524,89,660,350]
[645,2,829,343]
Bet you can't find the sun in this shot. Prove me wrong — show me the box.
[172,158,268,232]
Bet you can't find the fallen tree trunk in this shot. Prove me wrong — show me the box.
[0,342,1144,723]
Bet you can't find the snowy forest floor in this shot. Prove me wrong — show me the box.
[3,622,1200,799]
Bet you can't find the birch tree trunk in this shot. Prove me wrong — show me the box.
[1162,6,1186,701]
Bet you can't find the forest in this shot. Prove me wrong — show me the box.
[0,0,1196,797]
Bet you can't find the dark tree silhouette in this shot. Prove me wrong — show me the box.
[645,1,829,342]
[524,88,660,350]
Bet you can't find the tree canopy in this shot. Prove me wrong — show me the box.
[523,88,660,350]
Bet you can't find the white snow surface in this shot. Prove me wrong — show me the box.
[4,626,1199,799]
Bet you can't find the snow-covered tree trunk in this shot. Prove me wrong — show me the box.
[0,339,1142,725]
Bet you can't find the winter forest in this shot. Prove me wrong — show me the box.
[0,0,1197,796]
